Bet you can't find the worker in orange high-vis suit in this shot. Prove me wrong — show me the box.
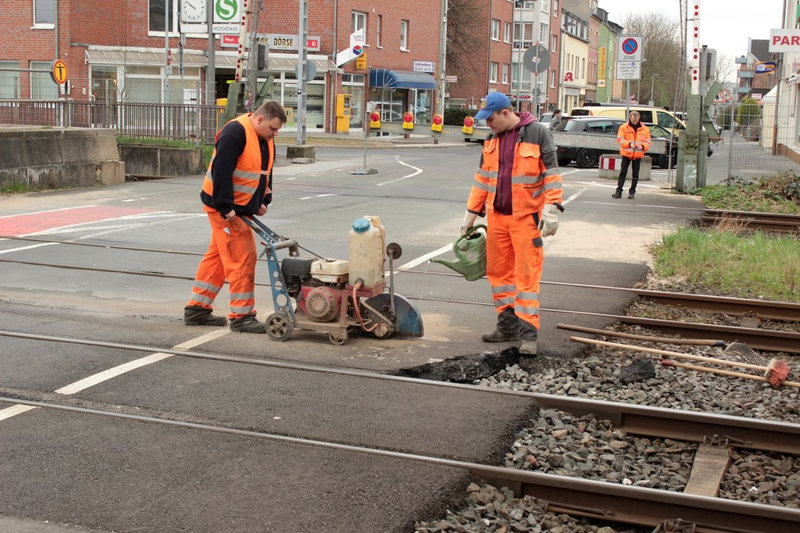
[184,101,287,333]
[461,93,563,356]
[612,110,651,200]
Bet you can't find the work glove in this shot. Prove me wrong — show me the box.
[461,211,478,236]
[538,204,559,237]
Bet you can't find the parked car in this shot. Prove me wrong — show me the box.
[645,122,713,169]
[540,112,570,130]
[553,116,625,168]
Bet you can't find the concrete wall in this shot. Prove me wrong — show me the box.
[0,127,124,190]
[118,145,203,177]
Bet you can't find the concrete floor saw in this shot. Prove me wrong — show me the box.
[244,215,423,345]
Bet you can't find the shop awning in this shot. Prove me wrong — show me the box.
[369,69,437,90]
[85,49,339,72]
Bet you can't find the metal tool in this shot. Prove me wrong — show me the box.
[244,216,423,345]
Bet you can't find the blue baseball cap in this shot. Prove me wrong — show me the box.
[474,92,511,120]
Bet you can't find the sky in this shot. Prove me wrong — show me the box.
[597,0,785,61]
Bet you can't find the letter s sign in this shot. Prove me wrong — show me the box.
[215,0,240,22]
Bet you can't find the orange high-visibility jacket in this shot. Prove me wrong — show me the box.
[616,122,651,160]
[467,122,562,217]
[202,114,275,214]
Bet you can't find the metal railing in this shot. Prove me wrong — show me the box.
[0,99,224,144]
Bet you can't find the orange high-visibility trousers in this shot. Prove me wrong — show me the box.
[486,210,544,331]
[186,213,257,319]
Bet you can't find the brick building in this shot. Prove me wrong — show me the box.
[0,0,442,133]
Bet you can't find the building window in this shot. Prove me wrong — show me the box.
[149,0,177,34]
[491,19,500,41]
[550,69,556,88]
[490,62,499,83]
[352,10,367,34]
[552,34,558,52]
[513,23,533,49]
[541,0,550,13]
[502,64,509,84]
[376,15,383,48]
[34,0,56,26]
[31,61,58,99]
[504,22,511,43]
[0,61,20,98]
[400,20,409,51]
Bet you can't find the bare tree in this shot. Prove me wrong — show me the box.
[446,0,487,75]
[714,52,738,83]
[621,12,683,109]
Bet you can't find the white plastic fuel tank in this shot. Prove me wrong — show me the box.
[348,216,385,289]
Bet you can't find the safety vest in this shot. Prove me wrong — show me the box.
[617,122,651,160]
[467,123,562,216]
[202,114,274,212]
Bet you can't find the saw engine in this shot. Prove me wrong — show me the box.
[244,215,423,345]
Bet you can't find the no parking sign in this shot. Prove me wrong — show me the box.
[617,35,644,62]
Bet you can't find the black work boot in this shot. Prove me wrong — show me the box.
[611,190,622,199]
[518,322,538,356]
[481,308,520,343]
[229,314,266,334]
[184,306,227,326]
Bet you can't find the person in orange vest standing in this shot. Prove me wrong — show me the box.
[613,110,651,200]
[184,101,287,333]
[461,93,564,356]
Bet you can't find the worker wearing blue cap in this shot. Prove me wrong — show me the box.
[461,93,564,356]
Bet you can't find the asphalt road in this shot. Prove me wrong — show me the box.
[0,143,706,532]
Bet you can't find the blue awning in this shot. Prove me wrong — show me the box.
[369,69,437,90]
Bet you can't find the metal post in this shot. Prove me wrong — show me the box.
[771,55,782,155]
[296,0,308,146]
[650,73,655,105]
[164,0,170,104]
[514,1,522,111]
[437,0,448,117]
[726,100,734,180]
[206,0,215,107]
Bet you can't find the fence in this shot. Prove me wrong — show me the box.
[720,100,800,181]
[0,99,224,144]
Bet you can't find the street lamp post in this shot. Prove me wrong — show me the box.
[650,73,656,106]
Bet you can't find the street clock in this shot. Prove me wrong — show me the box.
[181,0,206,24]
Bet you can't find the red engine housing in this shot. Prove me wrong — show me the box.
[298,285,342,322]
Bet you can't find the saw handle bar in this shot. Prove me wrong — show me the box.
[243,215,324,259]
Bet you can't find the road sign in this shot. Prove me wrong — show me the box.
[616,61,641,80]
[51,59,68,85]
[770,29,800,52]
[522,44,550,74]
[617,34,644,62]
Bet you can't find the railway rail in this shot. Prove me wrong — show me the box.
[2,333,799,533]
[703,209,800,234]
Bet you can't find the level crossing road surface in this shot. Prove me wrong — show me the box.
[0,143,707,531]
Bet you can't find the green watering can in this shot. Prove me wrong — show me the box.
[430,225,487,281]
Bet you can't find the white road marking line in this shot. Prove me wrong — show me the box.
[397,243,453,271]
[1,329,231,420]
[300,193,337,200]
[0,405,38,421]
[0,205,97,219]
[377,156,422,186]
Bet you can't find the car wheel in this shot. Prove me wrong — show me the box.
[657,154,669,169]
[575,149,599,168]
[558,158,571,167]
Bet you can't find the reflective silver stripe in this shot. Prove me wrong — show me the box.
[472,180,492,192]
[512,174,542,185]
[516,291,539,301]
[543,168,560,177]
[193,280,222,294]
[190,293,214,305]
[232,169,262,180]
[230,305,254,314]
[515,303,539,315]
[477,169,498,179]
[494,297,516,307]
[230,291,255,301]
[233,183,258,195]
[491,284,516,295]
[542,181,561,191]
